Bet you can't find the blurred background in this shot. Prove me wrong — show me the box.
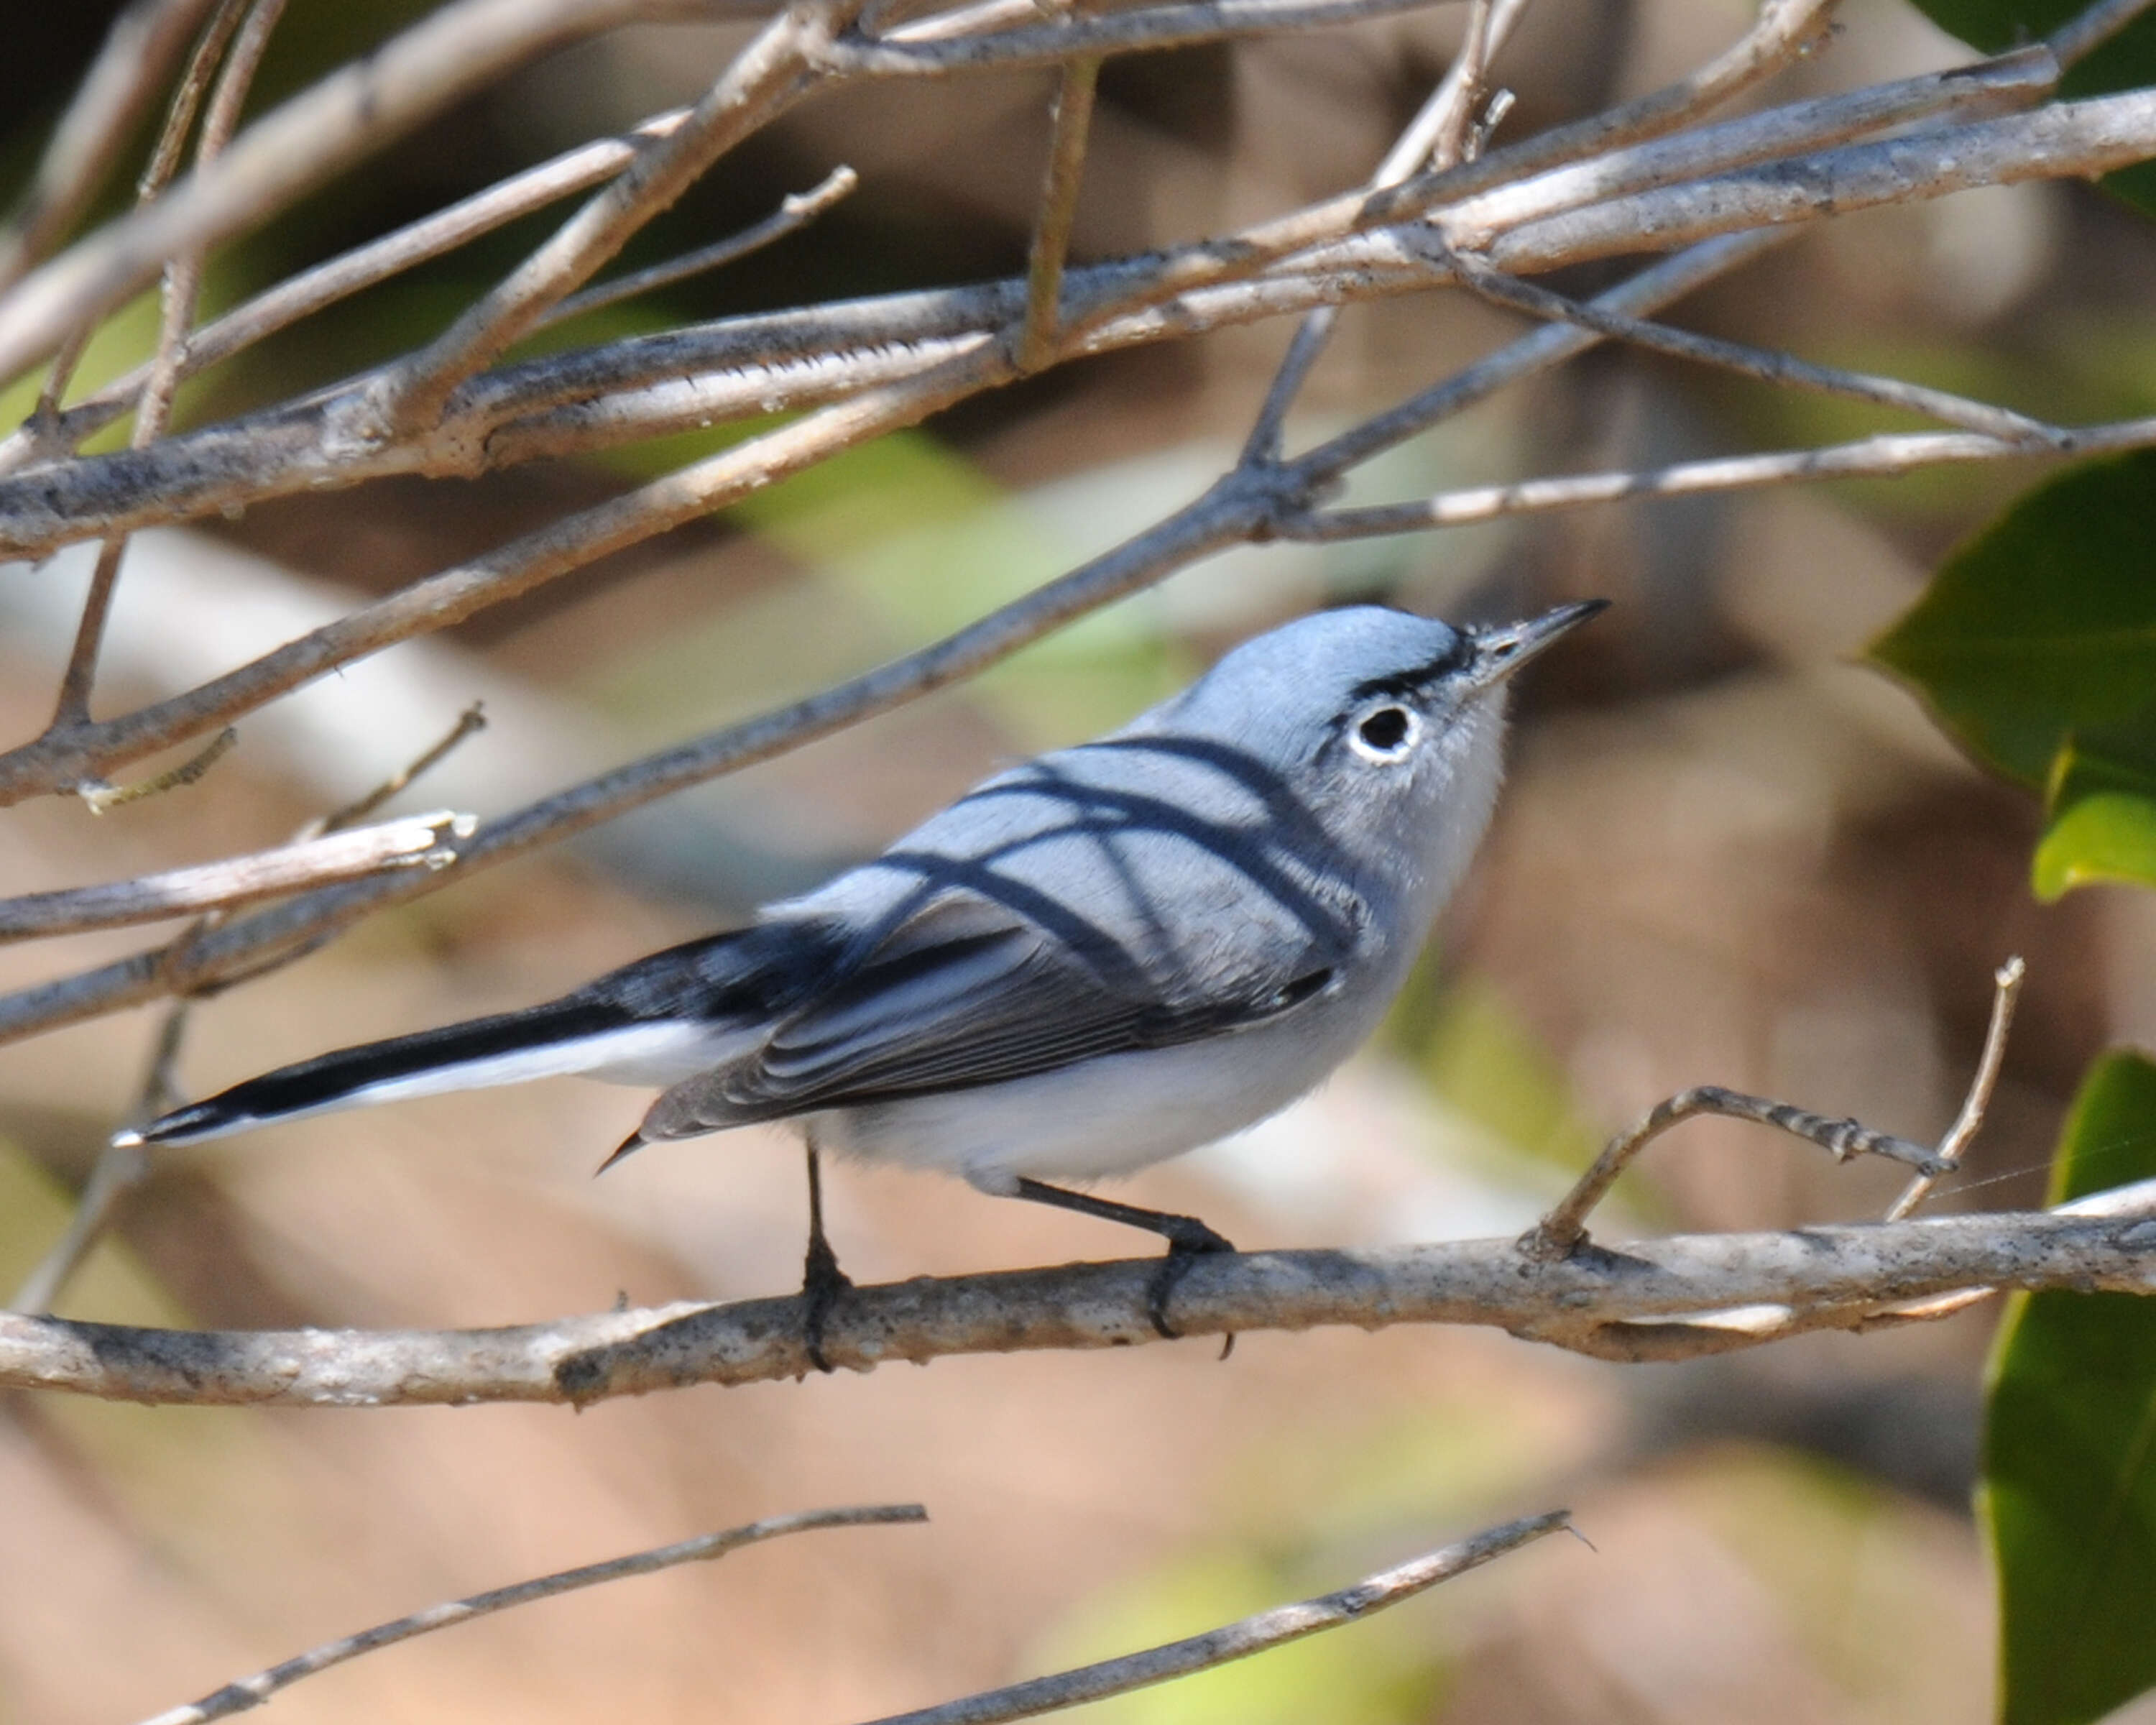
[4,0,2156,1719]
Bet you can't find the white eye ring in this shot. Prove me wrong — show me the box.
[1348,703,1419,763]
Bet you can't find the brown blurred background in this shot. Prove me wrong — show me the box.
[5,0,2156,1719]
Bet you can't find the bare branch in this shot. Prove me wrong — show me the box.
[0,812,469,944]
[0,109,702,472]
[859,1512,1572,1725]
[1520,1088,1951,1264]
[1888,956,2027,1222]
[2051,0,2156,66]
[824,0,1467,75]
[546,165,860,326]
[369,0,854,434]
[48,0,287,737]
[1019,56,1102,374]
[139,1506,930,1725]
[1,1207,2152,1407]
[0,362,992,806]
[0,0,704,390]
[1481,88,2156,273]
[0,43,2065,561]
[0,0,226,290]
[1440,249,2069,446]
[1283,412,2156,540]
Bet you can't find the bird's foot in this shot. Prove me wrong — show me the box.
[801,1233,854,1374]
[1144,1215,1236,1344]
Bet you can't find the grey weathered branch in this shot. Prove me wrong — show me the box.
[0,0,707,390]
[139,1506,930,1725]
[0,72,2132,814]
[858,1512,1572,1725]
[0,812,470,943]
[0,40,2066,563]
[3,1206,2152,1407]
[0,0,227,291]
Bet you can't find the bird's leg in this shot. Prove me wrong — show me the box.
[800,1131,852,1374]
[1010,1177,1235,1341]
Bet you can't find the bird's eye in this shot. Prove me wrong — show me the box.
[1350,704,1418,763]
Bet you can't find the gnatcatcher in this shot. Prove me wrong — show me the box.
[126,601,1602,1354]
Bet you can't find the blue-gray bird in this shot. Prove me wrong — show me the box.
[125,600,1602,1353]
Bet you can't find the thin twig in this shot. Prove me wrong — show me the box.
[1240,0,1527,460]
[545,165,860,327]
[43,0,257,731]
[0,0,226,292]
[858,1512,1570,1725]
[2050,0,2156,66]
[1018,56,1102,373]
[8,1002,188,1315]
[1,1208,2154,1405]
[312,702,490,836]
[0,813,469,944]
[1887,956,2027,1222]
[1519,1087,1951,1263]
[369,0,856,434]
[0,110,701,474]
[32,0,252,428]
[137,1506,929,1725]
[1439,247,2070,447]
[78,727,239,812]
[0,0,699,392]
[1281,413,2156,541]
[9,708,492,1315]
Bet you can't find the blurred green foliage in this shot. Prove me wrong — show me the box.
[1387,967,1605,1185]
[1869,449,2156,898]
[1982,1050,2156,1725]
[1869,435,2156,1721]
[2033,732,2156,897]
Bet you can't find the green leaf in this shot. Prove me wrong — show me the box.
[1899,0,2156,218]
[1981,1049,2156,1725]
[2034,731,2156,898]
[1868,450,2156,786]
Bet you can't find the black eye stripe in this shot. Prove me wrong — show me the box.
[1345,636,1471,704]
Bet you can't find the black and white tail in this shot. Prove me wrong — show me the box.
[118,925,805,1148]
[119,1000,724,1146]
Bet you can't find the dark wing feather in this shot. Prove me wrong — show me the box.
[637,893,1336,1138]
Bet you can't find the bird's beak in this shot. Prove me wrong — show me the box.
[1465,599,1608,690]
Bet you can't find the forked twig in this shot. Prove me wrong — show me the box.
[136,1506,929,1725]
[857,1512,1571,1725]
[1520,957,2030,1262]
[1519,1090,1951,1263]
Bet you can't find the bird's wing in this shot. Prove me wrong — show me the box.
[635,892,1342,1138]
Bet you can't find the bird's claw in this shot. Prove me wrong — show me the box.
[1144,1219,1236,1343]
